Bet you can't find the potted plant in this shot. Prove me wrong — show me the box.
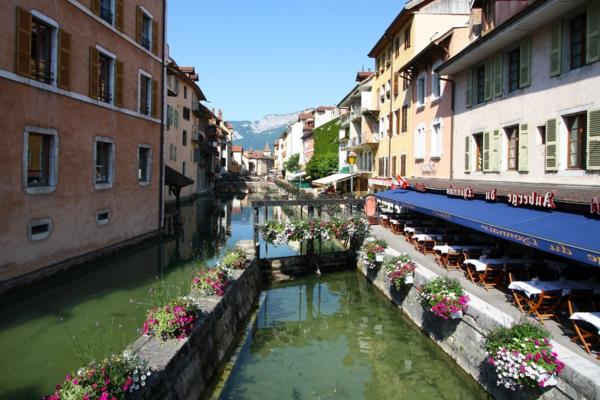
[419,277,470,319]
[221,248,247,270]
[142,297,201,340]
[358,239,387,269]
[485,322,565,390]
[191,266,231,297]
[383,254,417,289]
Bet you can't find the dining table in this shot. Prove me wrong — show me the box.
[464,257,529,272]
[570,312,600,335]
[433,244,492,255]
[508,279,600,298]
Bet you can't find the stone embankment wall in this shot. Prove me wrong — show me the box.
[128,242,264,400]
[357,261,600,400]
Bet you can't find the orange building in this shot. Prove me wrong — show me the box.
[0,0,165,287]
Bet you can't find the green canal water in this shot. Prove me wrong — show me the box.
[217,271,489,400]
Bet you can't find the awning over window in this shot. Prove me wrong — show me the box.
[312,172,360,186]
[165,166,194,188]
[376,189,600,267]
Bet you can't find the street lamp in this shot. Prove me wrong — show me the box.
[347,151,357,197]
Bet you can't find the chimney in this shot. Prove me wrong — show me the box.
[218,109,223,120]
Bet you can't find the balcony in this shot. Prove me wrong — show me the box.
[192,129,204,142]
[350,106,362,121]
[340,113,351,128]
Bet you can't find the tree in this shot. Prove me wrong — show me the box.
[305,153,338,179]
[284,153,301,173]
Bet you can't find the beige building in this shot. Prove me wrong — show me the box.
[0,0,164,284]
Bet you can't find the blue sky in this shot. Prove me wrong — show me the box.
[167,1,405,121]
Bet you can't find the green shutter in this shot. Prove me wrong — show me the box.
[545,119,558,171]
[587,2,600,64]
[484,58,493,101]
[587,109,600,170]
[519,37,531,88]
[493,53,503,97]
[518,123,529,172]
[465,69,472,108]
[465,136,471,173]
[491,129,501,171]
[550,23,562,77]
[483,131,490,171]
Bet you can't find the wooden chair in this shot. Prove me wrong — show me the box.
[506,269,529,314]
[527,290,562,325]
[445,251,462,271]
[464,262,480,284]
[463,249,483,263]
[566,292,598,355]
[418,240,436,255]
[479,265,504,291]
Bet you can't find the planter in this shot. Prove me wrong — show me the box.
[450,310,463,319]
[375,253,385,262]
[404,274,414,285]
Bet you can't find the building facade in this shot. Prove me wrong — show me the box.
[0,0,165,280]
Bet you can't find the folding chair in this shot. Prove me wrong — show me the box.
[527,290,562,325]
[506,269,529,314]
[566,293,598,355]
[445,251,462,271]
[417,240,436,255]
[479,265,504,291]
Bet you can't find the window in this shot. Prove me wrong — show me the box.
[401,105,408,133]
[394,37,400,57]
[400,154,406,176]
[94,138,114,188]
[506,125,519,170]
[414,125,425,159]
[508,49,520,92]
[184,86,188,99]
[476,66,485,104]
[474,133,484,171]
[138,145,151,184]
[139,73,151,115]
[431,122,442,158]
[566,113,587,168]
[538,125,546,145]
[24,127,58,193]
[183,107,190,120]
[404,27,411,49]
[174,110,179,129]
[30,17,53,84]
[182,161,186,176]
[432,70,441,99]
[571,14,586,70]
[96,209,110,225]
[193,143,200,163]
[169,143,177,161]
[416,75,425,106]
[182,130,188,146]
[395,109,400,135]
[141,12,152,50]
[98,51,114,103]
[167,105,173,129]
[99,0,113,24]
[28,218,52,241]
[378,156,389,177]
[391,155,397,177]
[402,76,408,91]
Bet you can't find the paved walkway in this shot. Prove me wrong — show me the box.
[370,224,600,364]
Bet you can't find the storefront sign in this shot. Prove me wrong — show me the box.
[485,189,498,201]
[591,197,600,215]
[507,191,556,209]
[414,183,427,193]
[446,185,474,199]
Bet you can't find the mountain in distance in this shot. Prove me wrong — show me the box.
[230,112,300,151]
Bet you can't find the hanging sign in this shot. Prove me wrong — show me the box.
[446,185,474,199]
[507,191,556,209]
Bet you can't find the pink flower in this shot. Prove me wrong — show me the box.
[99,393,110,400]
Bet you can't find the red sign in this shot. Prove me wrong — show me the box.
[485,189,498,201]
[446,185,474,199]
[591,197,600,215]
[507,191,556,209]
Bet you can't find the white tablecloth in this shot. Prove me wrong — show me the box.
[570,312,600,335]
[465,258,528,272]
[433,245,492,255]
[413,234,443,242]
[508,280,600,297]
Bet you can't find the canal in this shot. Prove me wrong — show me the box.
[214,271,489,400]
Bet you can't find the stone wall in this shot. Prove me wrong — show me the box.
[357,260,600,400]
[128,243,264,400]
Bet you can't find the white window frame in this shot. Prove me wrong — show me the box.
[138,69,152,115]
[431,119,443,158]
[22,125,59,194]
[137,144,152,185]
[30,10,59,87]
[414,123,426,160]
[431,61,443,101]
[96,208,111,226]
[98,0,116,26]
[416,72,426,108]
[28,217,53,241]
[96,45,116,105]
[93,136,115,190]
[140,6,154,51]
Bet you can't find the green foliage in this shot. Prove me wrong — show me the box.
[313,118,341,155]
[485,321,551,354]
[221,248,247,270]
[305,153,338,179]
[284,153,301,173]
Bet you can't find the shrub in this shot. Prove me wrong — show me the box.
[142,297,200,340]
[383,254,417,290]
[221,248,247,270]
[485,322,564,390]
[191,267,231,296]
[419,277,470,319]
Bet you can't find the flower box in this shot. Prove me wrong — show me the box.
[375,253,385,262]
[383,254,417,290]
[450,310,463,319]
[404,274,414,285]
[419,277,470,320]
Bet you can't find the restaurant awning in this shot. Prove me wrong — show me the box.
[376,189,600,267]
[312,172,360,186]
[165,166,194,188]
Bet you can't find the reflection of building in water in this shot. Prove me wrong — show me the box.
[216,198,232,252]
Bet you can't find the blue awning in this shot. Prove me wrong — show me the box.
[376,189,600,267]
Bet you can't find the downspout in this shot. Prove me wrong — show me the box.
[388,34,393,181]
[440,76,454,180]
[158,0,167,232]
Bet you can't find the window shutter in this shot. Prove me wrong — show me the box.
[89,47,99,99]
[484,58,493,101]
[519,37,531,88]
[135,6,143,44]
[550,23,562,77]
[464,136,471,173]
[587,2,600,64]
[587,109,600,170]
[518,123,529,172]
[545,119,558,171]
[91,0,100,15]
[57,30,71,90]
[483,131,490,171]
[152,20,159,55]
[151,79,158,118]
[15,7,31,78]
[465,69,472,108]
[493,53,503,97]
[491,129,500,171]
[115,0,124,32]
[115,60,124,107]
